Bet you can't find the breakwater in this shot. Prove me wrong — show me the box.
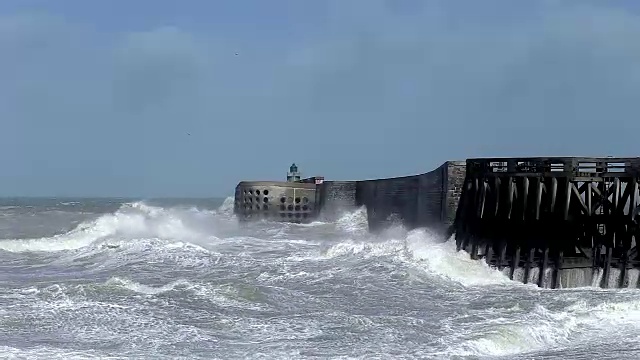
[235,161,465,235]
[234,156,640,288]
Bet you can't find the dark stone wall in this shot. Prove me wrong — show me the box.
[316,161,467,234]
[316,181,358,220]
[444,161,466,227]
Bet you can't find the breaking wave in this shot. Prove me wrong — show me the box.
[446,295,640,358]
[0,201,229,253]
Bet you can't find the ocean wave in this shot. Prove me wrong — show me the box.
[446,295,640,358]
[3,199,640,359]
[0,199,235,253]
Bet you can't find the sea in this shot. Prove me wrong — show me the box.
[1,197,640,359]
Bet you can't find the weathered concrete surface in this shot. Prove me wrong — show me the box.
[352,161,465,233]
[311,161,466,233]
[235,181,317,223]
[316,181,358,221]
[234,161,466,234]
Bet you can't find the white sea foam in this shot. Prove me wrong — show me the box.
[3,200,640,359]
[320,213,513,287]
[0,199,234,253]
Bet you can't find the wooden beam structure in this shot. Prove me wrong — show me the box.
[454,157,640,288]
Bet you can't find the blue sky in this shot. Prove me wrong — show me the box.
[2,0,640,197]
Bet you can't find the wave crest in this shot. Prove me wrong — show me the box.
[0,200,229,253]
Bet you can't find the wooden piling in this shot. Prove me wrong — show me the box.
[509,246,520,280]
[603,246,613,288]
[538,247,549,288]
[497,240,507,270]
[484,243,494,265]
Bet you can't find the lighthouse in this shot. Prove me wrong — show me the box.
[287,163,301,182]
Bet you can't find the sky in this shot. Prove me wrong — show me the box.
[2,0,640,197]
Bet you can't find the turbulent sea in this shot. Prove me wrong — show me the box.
[1,198,640,359]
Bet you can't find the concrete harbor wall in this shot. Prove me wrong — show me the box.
[348,161,466,233]
[235,161,466,234]
[234,181,317,222]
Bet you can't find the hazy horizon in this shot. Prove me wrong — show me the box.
[4,0,640,198]
[0,195,228,200]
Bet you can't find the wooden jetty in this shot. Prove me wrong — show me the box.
[454,157,640,288]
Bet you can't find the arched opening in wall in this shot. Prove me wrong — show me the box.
[256,190,261,195]
[263,205,269,211]
[264,190,269,195]
[295,213,301,218]
[288,213,293,218]
[295,205,300,211]
[263,197,269,203]
[295,197,301,204]
[287,205,293,211]
[255,205,260,210]
[302,205,308,211]
[280,197,286,204]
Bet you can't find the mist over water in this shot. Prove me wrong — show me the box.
[1,198,640,359]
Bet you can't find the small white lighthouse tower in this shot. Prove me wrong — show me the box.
[287,163,301,182]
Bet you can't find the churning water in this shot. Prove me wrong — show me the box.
[1,197,640,359]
